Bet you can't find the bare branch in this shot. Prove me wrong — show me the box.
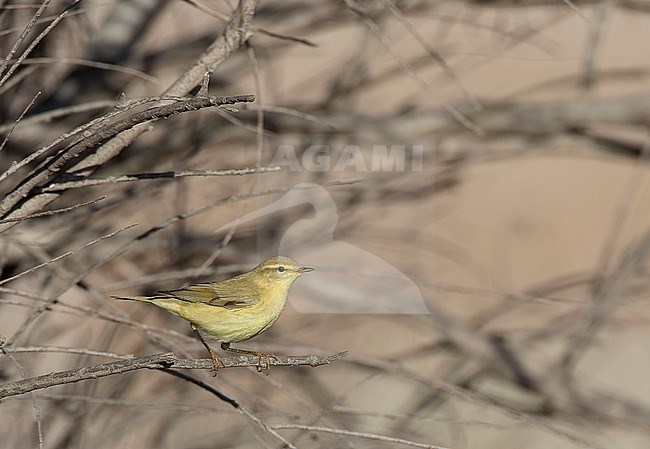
[42,166,281,192]
[0,1,81,87]
[3,346,134,359]
[15,57,158,84]
[169,0,256,95]
[0,91,40,152]
[271,424,448,449]
[0,0,51,81]
[0,223,138,287]
[0,101,114,133]
[343,0,481,134]
[0,94,255,224]
[183,0,316,47]
[0,351,348,399]
[0,197,105,224]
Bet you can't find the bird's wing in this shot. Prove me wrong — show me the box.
[159,280,258,309]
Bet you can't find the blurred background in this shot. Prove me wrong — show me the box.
[1,1,650,448]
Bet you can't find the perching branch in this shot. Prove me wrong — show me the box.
[0,351,348,399]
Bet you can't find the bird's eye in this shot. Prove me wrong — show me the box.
[277,266,285,273]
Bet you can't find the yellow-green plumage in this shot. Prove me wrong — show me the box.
[114,256,313,344]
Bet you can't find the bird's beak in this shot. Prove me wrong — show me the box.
[298,266,315,273]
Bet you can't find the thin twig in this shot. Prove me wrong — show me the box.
[3,224,140,347]
[0,197,105,224]
[0,0,51,82]
[15,57,158,83]
[0,101,114,133]
[160,369,239,408]
[125,179,360,247]
[0,65,38,96]
[345,354,606,449]
[561,0,591,22]
[0,350,44,448]
[0,1,81,87]
[379,0,480,110]
[343,0,481,135]
[3,346,134,359]
[0,7,86,38]
[22,393,228,414]
[183,0,316,47]
[0,223,138,287]
[251,105,338,129]
[42,167,281,192]
[99,264,249,291]
[0,91,40,152]
[272,424,448,449]
[0,285,194,344]
[238,405,299,449]
[559,223,650,382]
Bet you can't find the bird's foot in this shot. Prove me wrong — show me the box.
[191,325,223,376]
[208,350,224,376]
[255,353,278,375]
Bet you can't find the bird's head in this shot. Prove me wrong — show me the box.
[251,256,314,291]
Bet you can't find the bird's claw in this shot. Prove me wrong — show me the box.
[255,353,277,375]
[208,353,224,376]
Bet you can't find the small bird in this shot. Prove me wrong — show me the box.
[113,256,314,374]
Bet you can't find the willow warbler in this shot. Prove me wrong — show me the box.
[113,256,314,374]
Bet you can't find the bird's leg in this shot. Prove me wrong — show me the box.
[191,325,223,376]
[220,342,277,375]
